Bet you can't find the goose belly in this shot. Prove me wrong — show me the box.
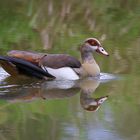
[42,67,79,80]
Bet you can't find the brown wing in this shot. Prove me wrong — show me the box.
[7,50,81,69]
[39,54,81,69]
[7,50,46,65]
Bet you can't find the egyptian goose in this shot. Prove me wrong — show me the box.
[0,38,109,80]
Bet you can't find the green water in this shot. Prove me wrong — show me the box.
[0,0,140,140]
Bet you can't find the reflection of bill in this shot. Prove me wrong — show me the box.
[0,77,108,112]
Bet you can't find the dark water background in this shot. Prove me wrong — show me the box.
[0,0,140,140]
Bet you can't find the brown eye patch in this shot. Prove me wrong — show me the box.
[86,39,99,46]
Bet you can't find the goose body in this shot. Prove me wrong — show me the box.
[42,67,79,80]
[0,38,109,80]
[39,54,81,80]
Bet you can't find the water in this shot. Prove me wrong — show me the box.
[0,65,140,140]
[0,0,140,140]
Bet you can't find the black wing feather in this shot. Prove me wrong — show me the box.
[0,56,55,79]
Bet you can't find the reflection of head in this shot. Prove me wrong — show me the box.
[80,95,108,112]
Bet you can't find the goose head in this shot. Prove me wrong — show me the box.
[81,38,109,56]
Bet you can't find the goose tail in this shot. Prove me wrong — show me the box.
[0,56,55,79]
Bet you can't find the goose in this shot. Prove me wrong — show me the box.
[0,38,109,80]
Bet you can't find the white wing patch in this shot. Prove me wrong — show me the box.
[42,66,79,80]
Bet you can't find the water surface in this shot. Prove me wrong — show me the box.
[0,64,140,140]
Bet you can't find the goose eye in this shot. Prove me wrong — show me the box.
[100,48,104,52]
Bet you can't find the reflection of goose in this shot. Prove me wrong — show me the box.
[0,80,80,102]
[0,38,109,80]
[79,78,108,111]
[0,86,80,102]
[0,78,108,112]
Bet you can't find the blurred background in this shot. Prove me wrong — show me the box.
[0,0,140,140]
[0,0,140,51]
